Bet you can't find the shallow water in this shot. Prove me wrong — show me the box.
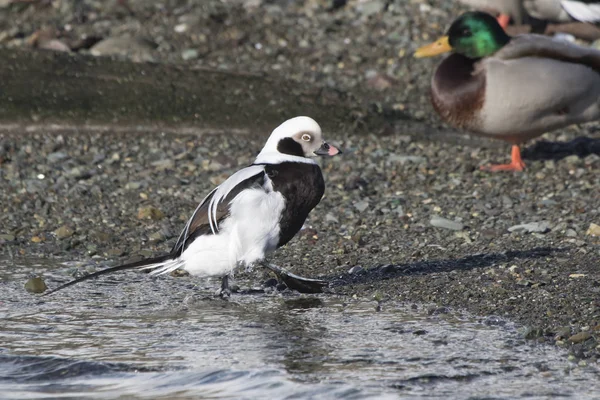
[1,259,599,400]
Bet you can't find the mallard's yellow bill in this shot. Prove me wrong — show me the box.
[414,36,451,58]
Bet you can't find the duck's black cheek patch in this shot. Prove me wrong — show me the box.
[277,137,305,157]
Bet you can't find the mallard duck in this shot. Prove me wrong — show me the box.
[525,0,600,22]
[457,0,525,27]
[458,0,600,24]
[414,11,600,171]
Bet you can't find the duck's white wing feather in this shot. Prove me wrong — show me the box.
[172,164,267,255]
[207,164,267,234]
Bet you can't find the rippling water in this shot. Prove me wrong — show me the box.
[1,258,599,399]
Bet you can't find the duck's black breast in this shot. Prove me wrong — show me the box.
[264,162,325,248]
[431,53,486,129]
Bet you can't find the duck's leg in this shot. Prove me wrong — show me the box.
[217,274,231,298]
[496,14,511,30]
[481,145,526,172]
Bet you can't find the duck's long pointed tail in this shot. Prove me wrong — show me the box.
[43,253,178,296]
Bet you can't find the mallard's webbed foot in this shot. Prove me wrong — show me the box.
[481,144,526,172]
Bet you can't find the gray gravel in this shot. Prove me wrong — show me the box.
[0,0,599,362]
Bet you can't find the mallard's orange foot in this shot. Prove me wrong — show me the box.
[480,161,525,172]
[480,144,525,172]
[496,14,510,30]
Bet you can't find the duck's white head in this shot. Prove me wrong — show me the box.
[255,116,341,164]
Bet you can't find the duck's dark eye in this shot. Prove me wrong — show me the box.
[461,29,472,37]
[301,133,311,142]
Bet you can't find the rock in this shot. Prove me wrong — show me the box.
[325,213,339,223]
[365,71,396,91]
[554,327,572,340]
[508,222,551,234]
[567,332,591,344]
[126,181,143,190]
[388,154,426,164]
[149,231,165,244]
[90,36,157,62]
[151,159,175,171]
[354,200,369,213]
[379,264,396,274]
[24,276,47,294]
[54,225,74,239]
[357,0,386,17]
[430,216,463,231]
[348,265,364,275]
[586,223,600,236]
[0,233,15,241]
[39,39,71,52]
[137,206,165,220]
[90,230,111,243]
[46,151,69,163]
[182,49,199,61]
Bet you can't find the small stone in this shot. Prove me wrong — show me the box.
[182,49,199,60]
[325,213,339,223]
[107,248,126,257]
[348,265,364,275]
[46,151,69,163]
[151,159,175,170]
[567,332,591,344]
[91,230,111,243]
[388,154,426,164]
[54,225,74,239]
[454,231,472,243]
[31,236,43,243]
[137,206,165,220]
[366,72,396,91]
[25,277,47,294]
[174,23,188,33]
[508,222,551,233]
[480,228,498,239]
[139,249,154,258]
[565,229,577,237]
[90,36,156,62]
[126,181,143,190]
[0,234,15,241]
[394,205,405,217]
[586,223,600,236]
[357,0,385,16]
[379,264,396,274]
[354,200,369,213]
[430,216,463,231]
[149,231,165,244]
[554,327,571,340]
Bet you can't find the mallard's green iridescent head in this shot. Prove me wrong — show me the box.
[414,11,510,59]
[448,12,511,59]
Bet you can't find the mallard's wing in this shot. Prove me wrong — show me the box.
[494,33,600,70]
[474,35,600,140]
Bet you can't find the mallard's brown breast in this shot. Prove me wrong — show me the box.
[431,54,486,131]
